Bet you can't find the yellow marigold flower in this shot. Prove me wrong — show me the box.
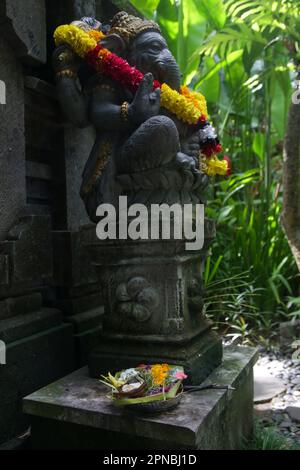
[54,24,97,58]
[201,155,228,176]
[160,84,208,124]
[180,85,208,119]
[161,84,200,125]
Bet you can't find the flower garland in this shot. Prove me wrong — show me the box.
[54,24,230,176]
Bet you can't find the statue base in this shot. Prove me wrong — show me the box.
[87,220,222,384]
[89,327,222,385]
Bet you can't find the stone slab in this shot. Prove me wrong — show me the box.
[254,364,286,403]
[23,346,258,450]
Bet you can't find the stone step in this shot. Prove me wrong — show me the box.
[0,308,62,343]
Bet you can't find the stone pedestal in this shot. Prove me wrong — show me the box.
[88,219,222,385]
[23,346,258,450]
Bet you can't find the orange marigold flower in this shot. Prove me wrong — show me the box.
[151,364,170,385]
[88,30,105,42]
[98,48,110,59]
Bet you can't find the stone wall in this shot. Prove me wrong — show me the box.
[0,35,25,242]
[0,0,133,445]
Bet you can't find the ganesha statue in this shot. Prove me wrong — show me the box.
[52,12,226,382]
[52,12,228,222]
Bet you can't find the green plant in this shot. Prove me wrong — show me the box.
[244,419,300,450]
[203,161,298,340]
[130,0,300,341]
[130,0,227,83]
[204,268,269,343]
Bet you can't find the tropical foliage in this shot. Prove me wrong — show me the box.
[130,0,300,343]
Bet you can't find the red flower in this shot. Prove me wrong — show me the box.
[223,155,232,176]
[101,52,144,93]
[215,143,222,153]
[202,144,215,157]
[86,45,102,67]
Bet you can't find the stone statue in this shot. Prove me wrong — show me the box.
[52,13,223,383]
[52,12,220,222]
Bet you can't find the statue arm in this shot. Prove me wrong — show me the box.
[53,45,89,128]
[56,76,89,128]
[89,73,161,132]
[89,87,132,132]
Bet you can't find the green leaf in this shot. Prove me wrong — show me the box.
[194,49,243,89]
[271,76,289,139]
[200,24,267,57]
[252,133,266,162]
[196,56,220,101]
[208,255,224,283]
[156,3,178,59]
[129,0,161,19]
[180,0,207,82]
[195,0,227,29]
[242,41,265,74]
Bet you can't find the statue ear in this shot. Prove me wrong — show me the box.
[101,34,126,56]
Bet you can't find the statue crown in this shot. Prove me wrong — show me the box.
[109,11,161,44]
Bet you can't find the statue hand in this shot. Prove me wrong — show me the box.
[129,73,161,125]
[181,133,200,159]
[52,44,80,73]
[176,152,198,171]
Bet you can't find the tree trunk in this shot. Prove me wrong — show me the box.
[282,99,300,271]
